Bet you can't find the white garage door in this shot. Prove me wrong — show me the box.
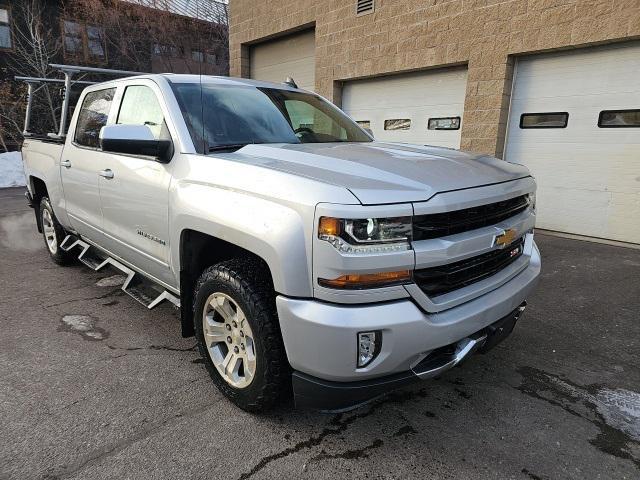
[505,43,640,244]
[250,30,315,91]
[341,68,468,148]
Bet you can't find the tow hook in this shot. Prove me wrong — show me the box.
[479,301,527,354]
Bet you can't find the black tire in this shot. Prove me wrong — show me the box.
[193,258,290,412]
[39,197,74,266]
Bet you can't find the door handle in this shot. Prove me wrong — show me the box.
[61,160,71,168]
[99,169,114,179]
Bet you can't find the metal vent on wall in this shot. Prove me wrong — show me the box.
[356,0,374,15]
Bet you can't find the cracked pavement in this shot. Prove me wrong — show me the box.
[1,186,639,480]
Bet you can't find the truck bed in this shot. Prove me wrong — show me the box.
[21,137,66,215]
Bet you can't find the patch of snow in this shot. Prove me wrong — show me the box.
[84,331,105,340]
[549,375,640,442]
[60,314,108,341]
[62,315,95,332]
[595,388,640,442]
[0,151,26,188]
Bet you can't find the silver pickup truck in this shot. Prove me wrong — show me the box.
[22,74,540,412]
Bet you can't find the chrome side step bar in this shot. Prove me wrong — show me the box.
[60,235,180,310]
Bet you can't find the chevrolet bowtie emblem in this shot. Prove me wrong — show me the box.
[494,228,517,247]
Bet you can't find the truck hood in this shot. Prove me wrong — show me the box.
[235,142,531,204]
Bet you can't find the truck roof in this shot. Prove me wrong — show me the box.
[89,73,306,92]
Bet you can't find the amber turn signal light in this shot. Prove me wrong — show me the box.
[318,270,411,290]
[318,216,341,237]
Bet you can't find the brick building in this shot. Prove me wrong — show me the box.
[229,0,640,244]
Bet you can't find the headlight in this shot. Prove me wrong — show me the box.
[318,216,412,254]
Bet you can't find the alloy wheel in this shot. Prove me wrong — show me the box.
[42,208,58,254]
[202,292,256,389]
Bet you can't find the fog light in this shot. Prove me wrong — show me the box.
[358,331,381,368]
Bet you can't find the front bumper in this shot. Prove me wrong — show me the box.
[276,241,540,408]
[292,304,525,411]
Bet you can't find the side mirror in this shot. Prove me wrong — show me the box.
[99,124,173,163]
[364,127,374,138]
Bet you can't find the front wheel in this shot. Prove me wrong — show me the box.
[39,197,74,266]
[193,259,290,412]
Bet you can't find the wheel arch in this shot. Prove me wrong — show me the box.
[29,176,48,233]
[178,229,276,338]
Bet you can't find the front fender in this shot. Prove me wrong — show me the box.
[170,182,314,298]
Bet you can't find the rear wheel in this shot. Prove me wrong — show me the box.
[39,197,74,266]
[193,259,290,412]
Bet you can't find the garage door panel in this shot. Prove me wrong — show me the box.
[606,193,640,243]
[514,49,640,99]
[536,186,611,236]
[341,68,467,148]
[251,58,314,89]
[506,43,640,244]
[250,30,315,91]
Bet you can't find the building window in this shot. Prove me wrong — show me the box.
[520,112,568,129]
[0,6,12,50]
[63,20,106,63]
[384,119,411,131]
[598,109,640,128]
[428,117,461,130]
[356,120,371,129]
[86,25,105,61]
[154,43,183,58]
[192,50,204,62]
[205,53,217,65]
[63,20,84,56]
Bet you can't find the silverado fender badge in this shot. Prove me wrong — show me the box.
[137,228,167,246]
[494,228,517,248]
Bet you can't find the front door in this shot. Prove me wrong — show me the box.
[97,83,174,287]
[60,87,116,243]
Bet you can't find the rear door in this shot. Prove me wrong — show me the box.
[97,81,174,287]
[60,87,116,243]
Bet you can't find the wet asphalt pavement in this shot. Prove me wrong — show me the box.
[1,186,639,480]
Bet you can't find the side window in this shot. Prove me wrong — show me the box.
[285,99,348,140]
[74,88,115,148]
[117,85,168,140]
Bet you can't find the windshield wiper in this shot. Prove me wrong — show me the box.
[208,143,257,152]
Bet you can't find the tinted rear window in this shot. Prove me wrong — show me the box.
[74,88,115,147]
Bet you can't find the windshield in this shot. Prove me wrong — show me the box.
[169,82,372,153]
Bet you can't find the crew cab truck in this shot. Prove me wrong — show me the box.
[22,74,541,412]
